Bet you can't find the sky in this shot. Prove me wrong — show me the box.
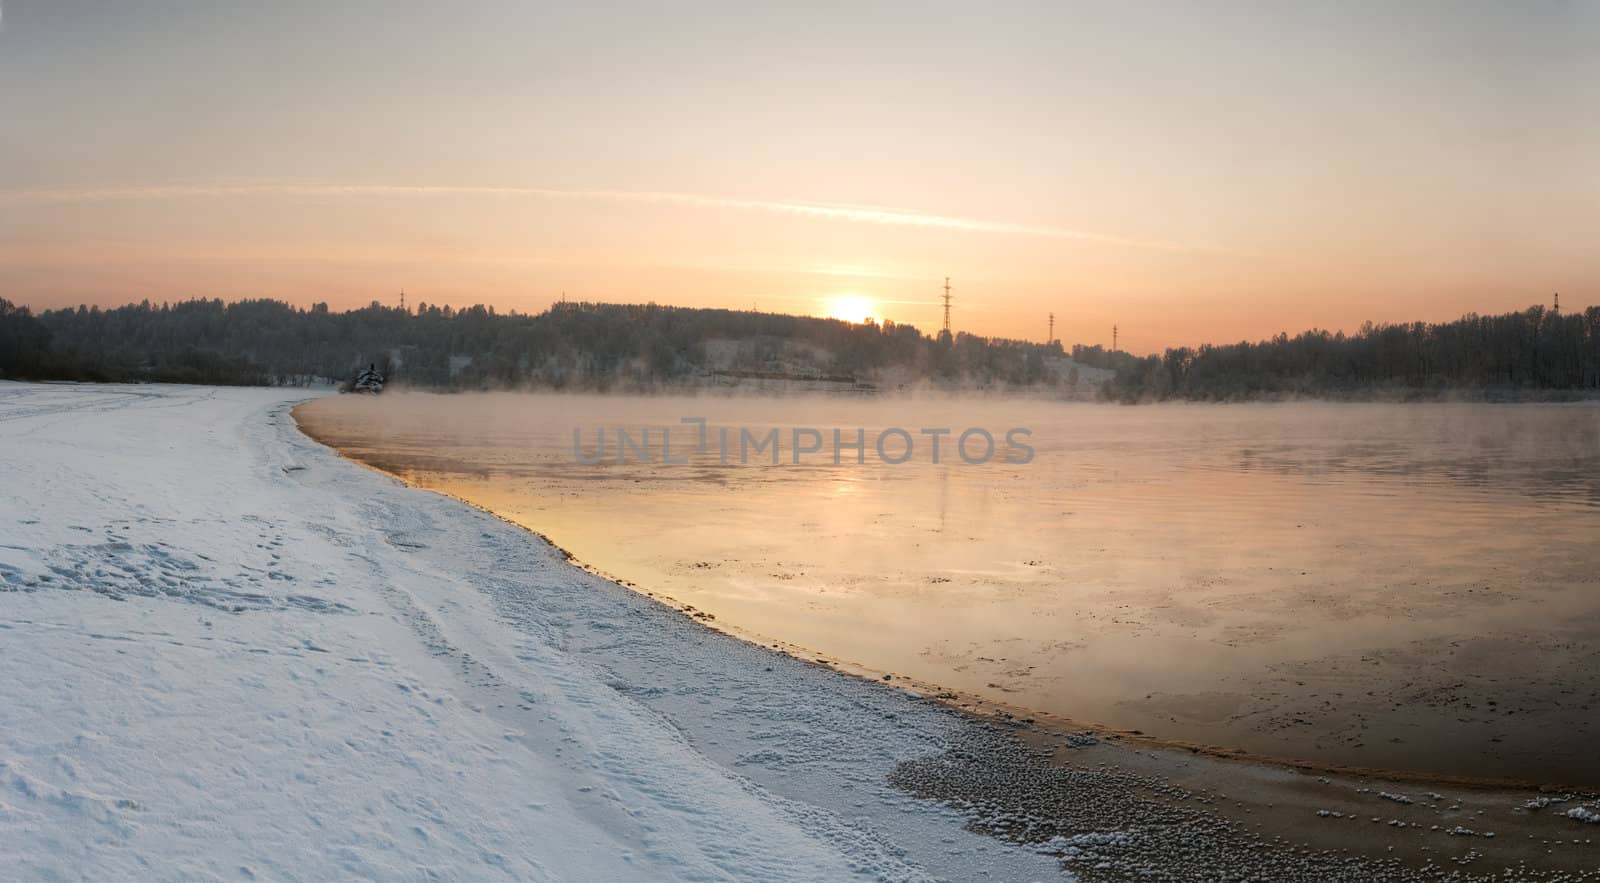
[1,1,1596,352]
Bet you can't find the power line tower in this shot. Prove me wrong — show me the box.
[941,277,953,335]
[1112,324,1119,353]
[1047,312,1055,344]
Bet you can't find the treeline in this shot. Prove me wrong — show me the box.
[1105,304,1600,402]
[2,298,267,385]
[8,296,1594,400]
[0,297,1074,390]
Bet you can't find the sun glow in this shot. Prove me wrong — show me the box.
[823,294,875,324]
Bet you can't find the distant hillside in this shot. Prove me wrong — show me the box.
[1104,303,1600,402]
[8,297,1593,401]
[0,298,1110,396]
[9,296,1592,401]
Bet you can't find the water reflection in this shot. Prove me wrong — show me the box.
[296,394,1600,786]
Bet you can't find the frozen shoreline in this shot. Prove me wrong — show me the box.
[5,382,1597,882]
[0,382,1055,880]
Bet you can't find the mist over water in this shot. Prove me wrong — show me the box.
[297,392,1600,786]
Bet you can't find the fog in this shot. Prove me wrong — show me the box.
[297,392,1600,785]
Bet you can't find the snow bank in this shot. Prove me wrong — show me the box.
[0,383,1054,880]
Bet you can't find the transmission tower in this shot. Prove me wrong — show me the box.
[1554,292,1561,314]
[941,277,953,335]
[1113,324,1119,353]
[1048,312,1055,344]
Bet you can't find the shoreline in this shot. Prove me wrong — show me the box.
[288,400,1589,795]
[1,382,1594,879]
[4,382,1039,880]
[289,397,1600,879]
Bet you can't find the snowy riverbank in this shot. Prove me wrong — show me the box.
[0,382,1055,880]
[5,382,1596,882]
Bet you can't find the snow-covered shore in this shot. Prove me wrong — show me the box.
[10,382,1598,882]
[0,383,1055,881]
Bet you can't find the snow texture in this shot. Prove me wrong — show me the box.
[0,383,1060,881]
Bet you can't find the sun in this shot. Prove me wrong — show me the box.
[823,294,876,324]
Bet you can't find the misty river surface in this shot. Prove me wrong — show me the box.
[296,393,1600,786]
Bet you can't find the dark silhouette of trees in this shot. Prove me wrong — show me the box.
[0,297,1072,390]
[0,299,55,378]
[5,296,1594,400]
[1104,304,1600,401]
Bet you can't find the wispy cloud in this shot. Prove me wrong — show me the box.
[0,182,1226,255]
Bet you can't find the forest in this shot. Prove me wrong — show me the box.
[2,296,1595,401]
[1104,303,1600,401]
[0,297,1079,390]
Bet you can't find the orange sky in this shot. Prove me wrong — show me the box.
[1,2,1596,352]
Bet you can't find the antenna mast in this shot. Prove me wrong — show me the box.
[399,290,406,313]
[1554,292,1560,314]
[1113,324,1119,353]
[1048,312,1055,344]
[941,277,953,335]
